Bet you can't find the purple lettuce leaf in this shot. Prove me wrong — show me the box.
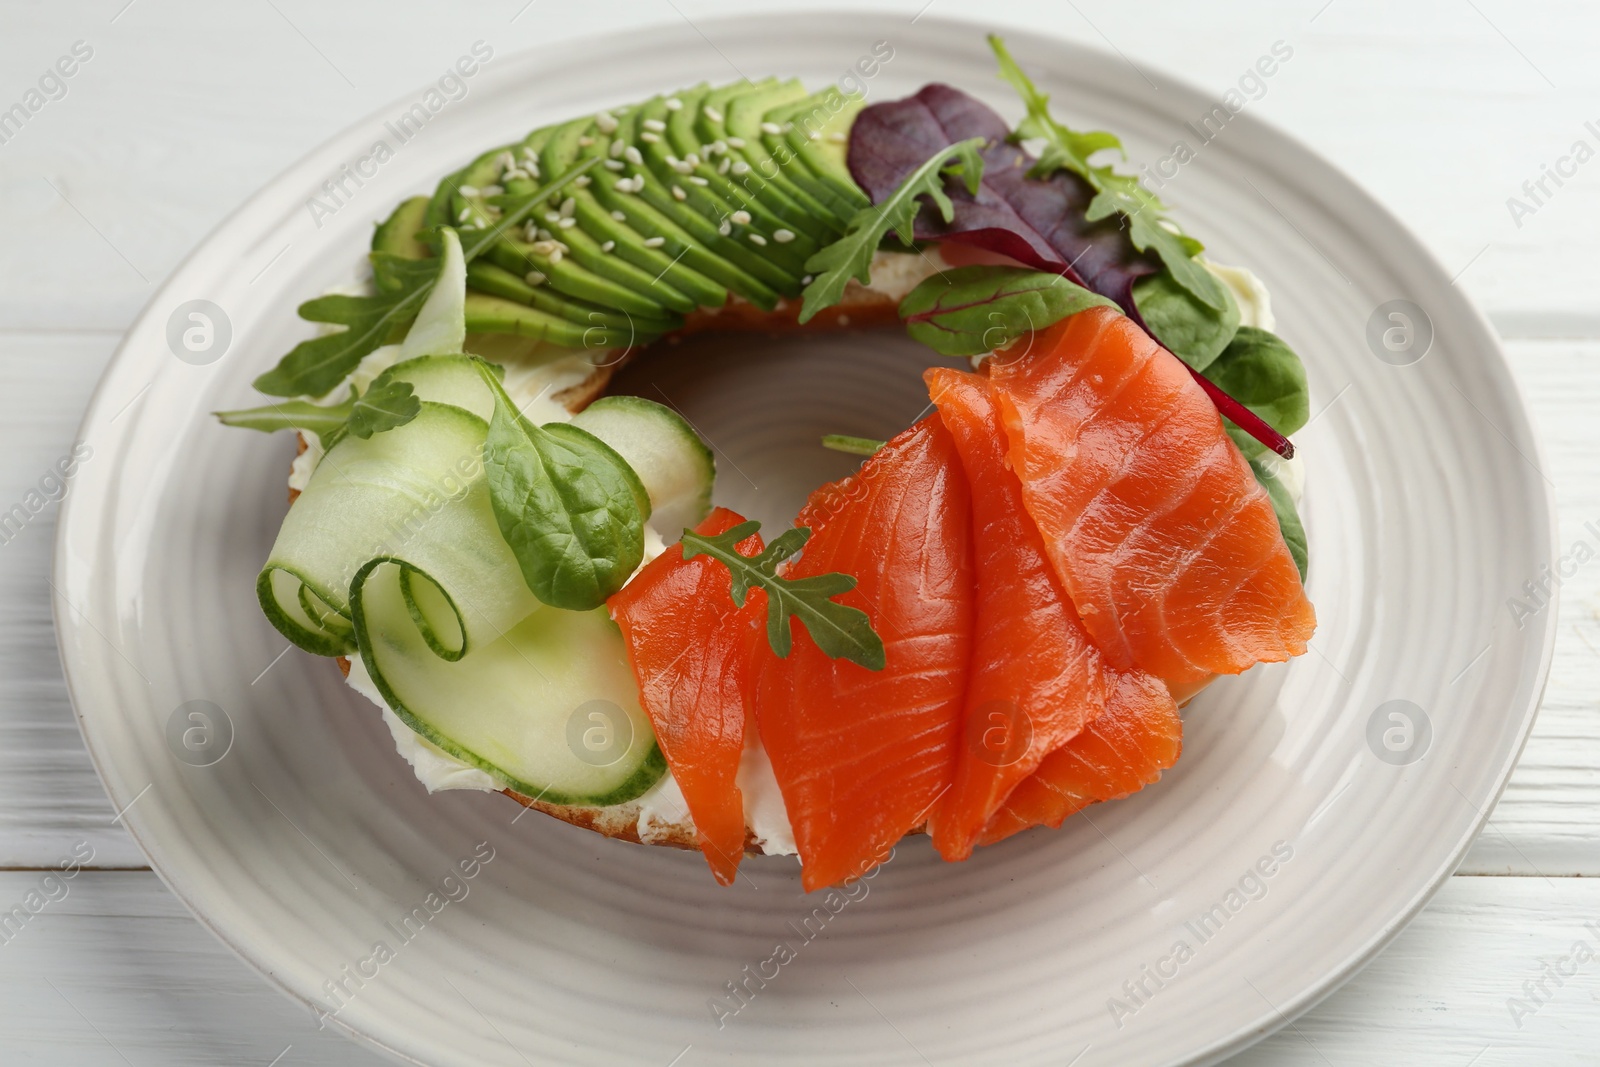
[847,83,1160,316]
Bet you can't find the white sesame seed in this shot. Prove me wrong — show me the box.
[544,211,561,223]
[601,239,615,252]
[665,97,683,111]
[578,136,594,147]
[727,136,745,148]
[802,274,814,284]
[482,184,504,197]
[574,174,592,188]
[611,210,627,221]
[457,207,471,222]
[559,197,576,218]
[703,104,724,123]
[773,228,795,243]
[712,140,727,154]
[671,159,693,174]
[558,216,576,229]
[549,248,563,263]
[688,175,708,186]
[639,131,660,144]
[603,159,624,171]
[671,185,687,201]
[644,236,665,248]
[531,240,560,255]
[624,146,644,165]
[748,233,767,246]
[459,185,479,197]
[731,210,751,224]
[537,227,554,241]
[485,205,502,218]
[731,161,751,175]
[499,151,516,168]
[685,152,701,167]
[527,162,540,178]
[596,111,618,133]
[505,169,528,183]
[525,270,546,286]
[761,121,782,135]
[717,156,731,175]
[610,138,626,158]
[719,220,732,236]
[523,222,539,241]
[643,118,666,132]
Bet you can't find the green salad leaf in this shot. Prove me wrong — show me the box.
[252,157,600,399]
[681,519,886,671]
[1202,326,1310,459]
[989,35,1229,313]
[798,137,987,324]
[1133,270,1240,372]
[1251,456,1308,580]
[214,376,420,449]
[899,265,1118,357]
[472,358,646,611]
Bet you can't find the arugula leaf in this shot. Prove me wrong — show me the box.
[1202,327,1310,459]
[472,358,645,611]
[799,138,986,324]
[1250,455,1308,580]
[681,520,886,671]
[1133,270,1240,371]
[213,377,419,448]
[990,34,1229,313]
[214,396,358,445]
[252,157,600,399]
[899,265,1118,357]
[343,377,421,440]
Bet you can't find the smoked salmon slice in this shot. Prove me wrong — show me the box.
[923,367,1107,862]
[609,507,764,885]
[988,306,1316,685]
[979,670,1182,847]
[753,415,974,891]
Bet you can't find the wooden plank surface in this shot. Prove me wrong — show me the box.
[2,0,1597,1062]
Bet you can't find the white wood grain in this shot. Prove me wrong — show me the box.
[0,872,1593,1065]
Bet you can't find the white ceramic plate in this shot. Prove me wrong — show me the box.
[54,14,1555,1066]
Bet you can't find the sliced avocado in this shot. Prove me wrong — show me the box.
[604,91,800,298]
[708,79,847,237]
[373,196,432,258]
[537,116,727,310]
[762,89,870,216]
[691,80,835,242]
[574,111,783,311]
[640,90,817,275]
[456,129,678,319]
[467,260,680,342]
[463,291,633,349]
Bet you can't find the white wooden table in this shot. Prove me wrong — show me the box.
[4,0,1597,1062]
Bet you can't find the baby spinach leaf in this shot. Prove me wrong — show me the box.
[680,519,886,671]
[1251,456,1308,580]
[990,35,1229,313]
[899,265,1118,357]
[472,359,645,611]
[799,138,986,324]
[1133,270,1240,372]
[1203,327,1310,459]
[252,157,600,398]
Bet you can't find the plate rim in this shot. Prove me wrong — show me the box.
[51,11,1559,1066]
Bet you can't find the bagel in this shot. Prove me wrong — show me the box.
[231,44,1314,886]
